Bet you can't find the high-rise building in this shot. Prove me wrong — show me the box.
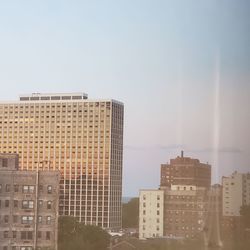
[160,151,211,188]
[0,93,124,229]
[139,190,164,239]
[0,153,60,250]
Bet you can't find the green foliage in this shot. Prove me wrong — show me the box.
[240,205,250,228]
[122,198,139,228]
[58,216,110,250]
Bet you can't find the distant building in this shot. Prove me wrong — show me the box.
[222,171,250,216]
[221,172,250,239]
[204,184,223,247]
[0,153,60,250]
[139,190,164,239]
[139,153,213,241]
[161,151,211,188]
[163,185,208,239]
[0,93,124,229]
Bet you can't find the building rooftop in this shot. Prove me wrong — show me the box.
[19,92,88,101]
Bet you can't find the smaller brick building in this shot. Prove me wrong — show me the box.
[160,151,211,188]
[0,154,60,250]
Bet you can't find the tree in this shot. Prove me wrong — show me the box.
[240,205,250,229]
[58,216,110,250]
[122,198,139,228]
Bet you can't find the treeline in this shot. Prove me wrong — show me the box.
[58,217,110,250]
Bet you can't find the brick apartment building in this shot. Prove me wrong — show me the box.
[0,154,60,250]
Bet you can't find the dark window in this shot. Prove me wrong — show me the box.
[14,185,19,192]
[46,231,51,240]
[39,185,43,192]
[14,200,18,208]
[13,231,17,238]
[51,96,60,100]
[5,184,10,192]
[5,200,9,207]
[21,231,33,240]
[41,96,50,100]
[38,231,42,239]
[4,231,8,238]
[2,158,8,167]
[13,215,18,223]
[30,97,39,100]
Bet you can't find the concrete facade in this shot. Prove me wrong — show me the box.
[139,190,164,240]
[0,154,60,250]
[222,172,250,216]
[0,93,124,229]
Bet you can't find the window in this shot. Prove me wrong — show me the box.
[39,185,43,192]
[20,247,33,250]
[14,185,19,192]
[14,200,18,208]
[157,210,160,215]
[2,158,8,167]
[47,201,52,209]
[38,216,42,223]
[47,216,51,224]
[38,231,42,239]
[13,215,18,223]
[21,216,34,224]
[39,200,43,207]
[5,200,9,207]
[47,185,52,194]
[23,185,35,193]
[13,231,17,238]
[21,231,33,240]
[0,184,2,192]
[5,184,10,192]
[46,231,51,240]
[22,200,34,209]
[4,231,9,238]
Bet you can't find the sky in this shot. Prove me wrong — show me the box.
[0,0,249,196]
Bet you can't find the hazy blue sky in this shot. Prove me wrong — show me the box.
[0,0,249,196]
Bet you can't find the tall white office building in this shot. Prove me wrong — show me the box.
[0,93,124,229]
